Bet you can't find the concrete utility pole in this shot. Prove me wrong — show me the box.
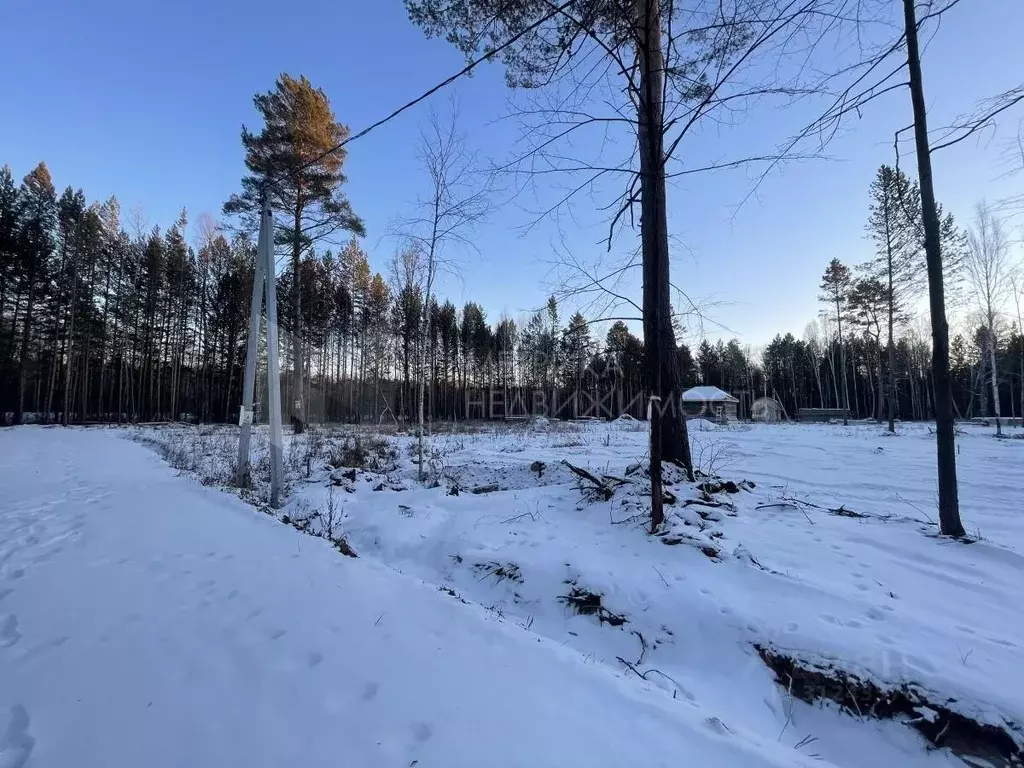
[236,192,284,507]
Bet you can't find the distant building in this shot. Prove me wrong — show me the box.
[681,386,738,423]
[751,396,786,423]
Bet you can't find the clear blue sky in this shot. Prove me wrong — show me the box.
[3,0,1022,346]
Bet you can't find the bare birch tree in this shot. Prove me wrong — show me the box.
[395,103,489,480]
[965,202,1012,436]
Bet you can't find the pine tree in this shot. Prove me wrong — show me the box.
[13,163,56,424]
[849,277,887,422]
[819,258,852,425]
[224,74,365,433]
[865,165,919,432]
[0,166,20,363]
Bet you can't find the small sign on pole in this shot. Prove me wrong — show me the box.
[238,406,253,427]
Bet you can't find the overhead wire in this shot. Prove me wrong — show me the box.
[263,1,575,195]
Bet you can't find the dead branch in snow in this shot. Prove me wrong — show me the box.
[615,655,686,696]
[562,459,615,500]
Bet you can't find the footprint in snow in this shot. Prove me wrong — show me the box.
[0,705,34,768]
[0,615,20,648]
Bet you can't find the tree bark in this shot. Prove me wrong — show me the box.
[636,0,692,489]
[637,0,666,532]
[904,0,964,536]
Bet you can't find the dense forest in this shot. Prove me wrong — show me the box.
[2,157,1021,428]
[2,69,1021,430]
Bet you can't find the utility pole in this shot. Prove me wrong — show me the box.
[236,191,284,507]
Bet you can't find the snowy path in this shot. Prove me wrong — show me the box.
[0,427,817,768]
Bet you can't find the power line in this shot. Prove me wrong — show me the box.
[270,1,574,189]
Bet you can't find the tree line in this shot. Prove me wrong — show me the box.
[0,157,680,425]
[2,154,1019,429]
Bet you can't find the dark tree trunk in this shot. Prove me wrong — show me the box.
[62,252,80,426]
[14,273,38,425]
[836,299,850,424]
[636,0,692,496]
[637,0,665,531]
[904,0,964,537]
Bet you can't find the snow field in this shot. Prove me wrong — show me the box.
[1,419,1022,766]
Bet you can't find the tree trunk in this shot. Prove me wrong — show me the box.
[836,302,849,424]
[885,227,897,432]
[62,253,80,426]
[636,0,692,488]
[14,273,38,425]
[876,342,884,422]
[850,342,858,419]
[904,0,964,536]
[291,203,305,433]
[988,325,1002,436]
[637,0,666,532]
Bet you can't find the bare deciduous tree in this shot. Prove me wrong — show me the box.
[395,102,490,480]
[965,202,1012,437]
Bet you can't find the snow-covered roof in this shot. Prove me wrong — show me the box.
[681,386,738,403]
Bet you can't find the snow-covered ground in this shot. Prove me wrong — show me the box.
[2,420,1022,767]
